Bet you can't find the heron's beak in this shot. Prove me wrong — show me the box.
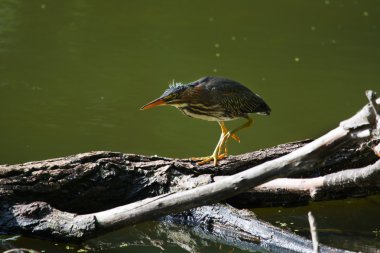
[140,97,167,110]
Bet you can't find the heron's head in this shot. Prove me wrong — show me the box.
[140,82,189,110]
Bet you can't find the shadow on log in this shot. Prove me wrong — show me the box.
[1,90,380,252]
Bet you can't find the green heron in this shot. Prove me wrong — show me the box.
[140,76,271,165]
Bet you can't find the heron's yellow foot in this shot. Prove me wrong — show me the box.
[190,156,209,161]
[196,153,226,166]
[217,140,228,157]
[190,154,225,161]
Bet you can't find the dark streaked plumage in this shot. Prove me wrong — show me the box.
[149,76,271,121]
[140,76,271,166]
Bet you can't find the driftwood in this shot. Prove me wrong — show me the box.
[1,91,380,252]
[0,203,349,253]
[0,141,309,213]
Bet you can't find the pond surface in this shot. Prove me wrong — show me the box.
[0,0,379,252]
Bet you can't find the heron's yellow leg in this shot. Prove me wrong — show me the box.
[220,122,240,143]
[193,119,253,166]
[218,122,228,156]
[231,117,253,136]
[217,121,241,156]
[219,117,253,156]
[190,132,224,164]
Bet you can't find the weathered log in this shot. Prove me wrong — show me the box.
[0,140,378,212]
[2,140,372,246]
[59,90,380,233]
[1,141,377,213]
[0,202,95,240]
[0,91,379,252]
[0,202,352,253]
[0,141,310,213]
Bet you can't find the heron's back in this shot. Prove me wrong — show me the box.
[201,77,271,118]
[177,77,271,121]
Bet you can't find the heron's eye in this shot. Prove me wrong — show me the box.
[165,93,176,101]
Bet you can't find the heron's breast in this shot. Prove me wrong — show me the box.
[173,104,237,121]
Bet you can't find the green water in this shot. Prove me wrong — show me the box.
[0,0,379,252]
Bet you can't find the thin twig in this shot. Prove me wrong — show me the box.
[308,211,320,253]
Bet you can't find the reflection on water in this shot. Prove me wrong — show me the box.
[254,195,380,253]
[0,0,379,252]
[2,196,380,253]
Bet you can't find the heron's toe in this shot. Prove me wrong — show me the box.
[196,154,226,166]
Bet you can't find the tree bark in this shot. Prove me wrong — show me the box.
[0,141,310,213]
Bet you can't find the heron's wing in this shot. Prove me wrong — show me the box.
[210,81,270,114]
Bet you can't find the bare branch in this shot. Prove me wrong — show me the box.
[223,158,380,205]
[308,212,320,253]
